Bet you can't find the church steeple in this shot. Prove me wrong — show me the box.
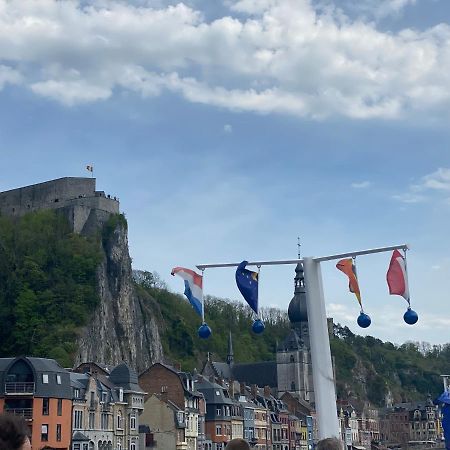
[227,331,234,366]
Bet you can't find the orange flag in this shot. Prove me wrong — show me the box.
[336,258,362,306]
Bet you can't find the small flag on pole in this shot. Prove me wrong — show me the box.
[86,165,93,172]
[386,249,410,302]
[235,261,259,315]
[336,258,362,306]
[171,267,204,318]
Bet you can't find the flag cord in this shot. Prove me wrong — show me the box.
[201,268,205,323]
[353,256,364,314]
[403,248,411,306]
[257,265,261,320]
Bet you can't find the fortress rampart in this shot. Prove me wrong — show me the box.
[0,177,120,233]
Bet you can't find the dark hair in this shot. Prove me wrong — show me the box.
[225,438,251,450]
[0,413,29,450]
[316,437,342,450]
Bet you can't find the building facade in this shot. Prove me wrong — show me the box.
[0,356,72,450]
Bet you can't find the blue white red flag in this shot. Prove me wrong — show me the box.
[235,261,259,315]
[171,267,203,318]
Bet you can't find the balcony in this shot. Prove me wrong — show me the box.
[5,408,33,419]
[5,382,35,395]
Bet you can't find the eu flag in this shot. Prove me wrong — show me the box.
[235,261,259,315]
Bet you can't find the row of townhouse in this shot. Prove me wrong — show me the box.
[0,357,144,450]
[137,362,313,450]
[338,399,443,450]
[379,400,441,448]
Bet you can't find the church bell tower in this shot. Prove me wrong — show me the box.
[276,262,315,404]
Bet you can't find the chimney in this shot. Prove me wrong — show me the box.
[229,379,235,398]
[173,362,181,371]
[218,377,223,387]
[264,385,271,397]
[251,384,258,399]
[240,382,245,395]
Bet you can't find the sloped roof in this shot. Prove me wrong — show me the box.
[109,363,144,393]
[72,431,90,441]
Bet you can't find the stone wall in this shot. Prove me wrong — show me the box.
[0,177,119,233]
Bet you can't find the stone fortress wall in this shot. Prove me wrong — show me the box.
[0,177,119,234]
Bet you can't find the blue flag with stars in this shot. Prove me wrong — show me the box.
[235,260,259,315]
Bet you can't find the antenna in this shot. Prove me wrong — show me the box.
[297,237,301,259]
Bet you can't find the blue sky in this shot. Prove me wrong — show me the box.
[0,0,450,345]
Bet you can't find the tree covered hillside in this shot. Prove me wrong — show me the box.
[0,210,102,366]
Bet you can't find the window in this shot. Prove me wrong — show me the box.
[57,398,62,416]
[41,424,48,441]
[74,388,80,398]
[56,374,61,384]
[130,443,136,450]
[42,398,49,415]
[101,413,108,430]
[74,445,81,450]
[117,411,123,429]
[56,424,61,442]
[216,424,222,435]
[130,413,136,430]
[291,382,295,391]
[118,388,123,402]
[42,374,49,384]
[89,412,95,429]
[216,408,221,416]
[101,391,107,403]
[74,410,83,429]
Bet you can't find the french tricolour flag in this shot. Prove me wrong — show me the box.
[386,250,410,302]
[171,267,203,318]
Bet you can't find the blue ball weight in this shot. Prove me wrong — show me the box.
[357,312,371,328]
[198,323,212,339]
[252,319,265,334]
[404,308,418,325]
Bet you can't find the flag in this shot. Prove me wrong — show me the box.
[442,403,450,450]
[235,261,258,315]
[386,250,409,301]
[171,267,203,317]
[336,258,362,306]
[86,165,93,172]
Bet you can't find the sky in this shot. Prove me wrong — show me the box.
[0,0,450,346]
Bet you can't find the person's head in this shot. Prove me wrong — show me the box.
[0,413,31,450]
[225,438,251,450]
[316,437,343,450]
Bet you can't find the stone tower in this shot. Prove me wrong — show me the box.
[276,263,315,404]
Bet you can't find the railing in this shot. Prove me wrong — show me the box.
[5,408,33,419]
[4,382,35,394]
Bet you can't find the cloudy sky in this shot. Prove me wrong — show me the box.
[1,0,450,345]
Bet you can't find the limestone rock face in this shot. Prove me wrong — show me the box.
[75,223,163,373]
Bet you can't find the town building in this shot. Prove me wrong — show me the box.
[138,363,204,450]
[72,362,145,450]
[0,356,72,450]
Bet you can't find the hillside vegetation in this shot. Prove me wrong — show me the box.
[0,210,102,366]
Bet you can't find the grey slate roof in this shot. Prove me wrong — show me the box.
[0,357,72,399]
[72,431,90,441]
[109,363,144,393]
[210,360,277,388]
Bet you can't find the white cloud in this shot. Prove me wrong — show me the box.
[393,167,450,204]
[223,124,233,133]
[351,181,371,189]
[0,0,450,120]
[0,65,22,89]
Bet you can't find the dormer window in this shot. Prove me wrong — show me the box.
[56,374,61,384]
[101,391,107,403]
[118,388,123,402]
[42,374,49,384]
[74,388,80,398]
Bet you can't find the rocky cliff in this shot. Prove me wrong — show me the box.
[75,218,163,373]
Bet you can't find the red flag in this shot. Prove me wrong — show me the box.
[336,258,362,306]
[387,250,409,301]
